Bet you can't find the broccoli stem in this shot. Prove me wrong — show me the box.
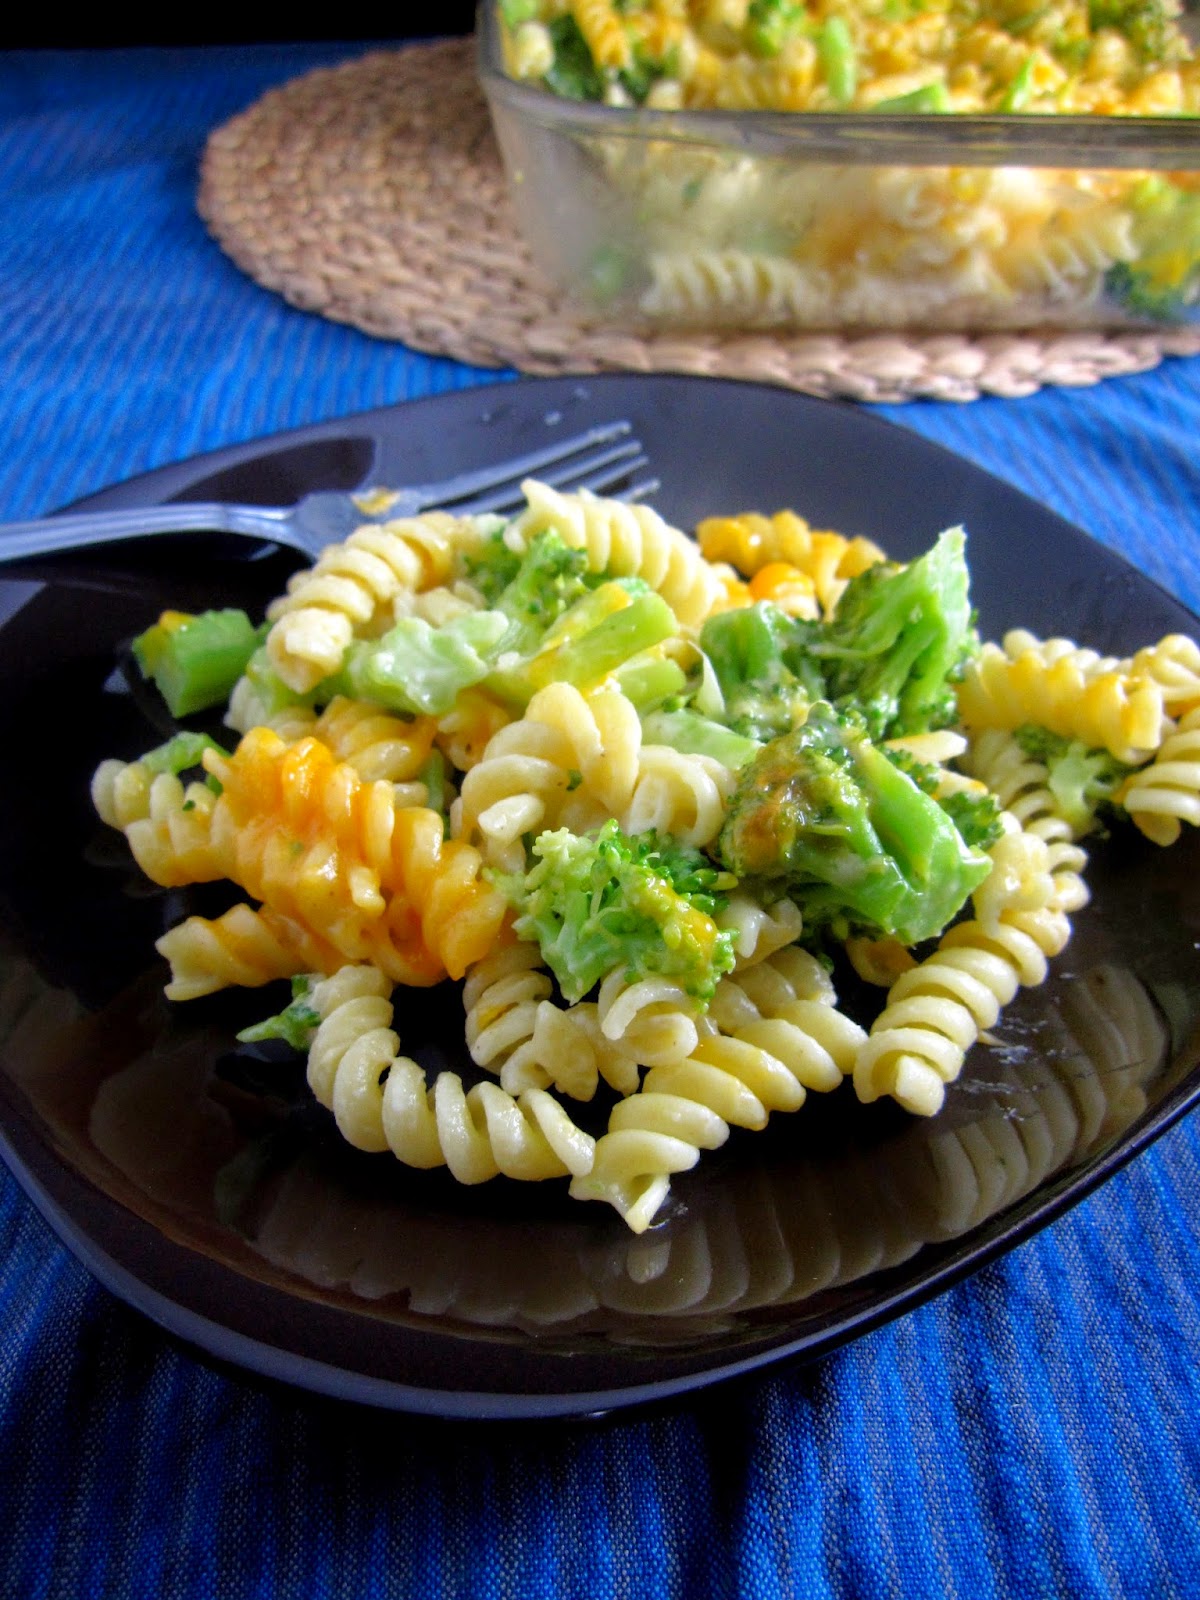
[818,16,857,104]
[641,709,762,769]
[488,590,678,707]
[132,608,262,719]
[872,82,951,111]
[610,650,689,711]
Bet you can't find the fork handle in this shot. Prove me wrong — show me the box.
[0,501,285,563]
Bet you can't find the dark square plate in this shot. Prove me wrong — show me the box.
[1,373,1198,1420]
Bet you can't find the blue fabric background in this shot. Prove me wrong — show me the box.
[0,42,1198,1599]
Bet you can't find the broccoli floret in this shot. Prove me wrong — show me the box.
[544,14,606,100]
[1088,0,1183,63]
[717,704,993,946]
[500,820,737,1004]
[236,975,322,1052]
[491,530,594,656]
[1106,178,1200,321]
[1014,724,1131,834]
[485,580,678,708]
[745,0,807,57]
[937,788,1006,852]
[697,602,824,740]
[884,744,1005,851]
[808,525,978,741]
[138,729,229,778]
[334,610,509,716]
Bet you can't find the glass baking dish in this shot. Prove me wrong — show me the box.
[477,0,1200,334]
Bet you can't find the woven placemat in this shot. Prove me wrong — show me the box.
[198,37,1200,404]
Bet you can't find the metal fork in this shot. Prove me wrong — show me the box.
[0,420,655,566]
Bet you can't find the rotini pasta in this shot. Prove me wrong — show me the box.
[956,634,1165,764]
[264,511,476,692]
[574,955,864,1230]
[854,820,1072,1116]
[512,479,723,628]
[453,681,642,870]
[1116,705,1200,846]
[695,510,885,615]
[305,965,596,1183]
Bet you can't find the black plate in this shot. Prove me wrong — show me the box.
[2,373,1199,1421]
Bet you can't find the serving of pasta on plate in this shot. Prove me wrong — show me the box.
[89,478,1200,1233]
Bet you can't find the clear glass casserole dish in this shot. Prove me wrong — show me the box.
[477,0,1200,333]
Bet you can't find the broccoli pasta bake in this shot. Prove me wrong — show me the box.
[482,0,1200,329]
[91,479,1200,1232]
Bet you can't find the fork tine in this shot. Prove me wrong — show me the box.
[459,439,648,518]
[409,420,635,513]
[557,453,656,501]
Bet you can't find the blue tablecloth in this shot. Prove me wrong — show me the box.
[2,42,1198,1599]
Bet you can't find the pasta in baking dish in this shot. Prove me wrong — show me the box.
[91,476,1198,1231]
[491,2,1200,331]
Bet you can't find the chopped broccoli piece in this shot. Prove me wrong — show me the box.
[619,42,671,102]
[641,708,763,770]
[418,748,451,821]
[884,744,1005,850]
[697,603,824,741]
[491,530,595,656]
[544,14,606,100]
[871,82,952,111]
[808,526,977,741]
[138,729,229,778]
[236,975,322,1052]
[499,0,539,27]
[334,610,509,716]
[132,608,263,719]
[609,646,689,711]
[1014,724,1131,834]
[935,788,1006,852]
[745,0,807,57]
[1088,0,1182,63]
[464,523,523,604]
[486,582,678,708]
[818,15,857,103]
[717,704,993,946]
[499,820,737,1004]
[1106,178,1200,321]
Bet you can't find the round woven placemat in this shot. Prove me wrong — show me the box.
[198,37,1200,404]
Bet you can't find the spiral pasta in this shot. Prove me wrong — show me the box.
[200,728,507,984]
[853,821,1072,1116]
[962,727,1090,912]
[264,511,472,693]
[1124,634,1200,719]
[1116,705,1200,846]
[305,965,596,1183]
[574,955,863,1230]
[622,745,735,850]
[99,770,221,888]
[638,250,831,330]
[717,893,805,970]
[453,682,642,870]
[463,942,642,1099]
[956,633,1165,763]
[156,902,345,1001]
[695,509,885,615]
[512,479,723,628]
